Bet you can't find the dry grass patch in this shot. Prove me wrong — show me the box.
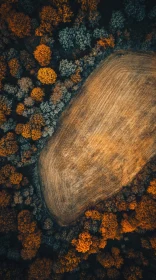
[39,51,156,226]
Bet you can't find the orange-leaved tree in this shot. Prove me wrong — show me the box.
[135,195,156,231]
[18,210,41,260]
[0,208,17,233]
[55,249,81,273]
[7,11,31,38]
[147,179,156,197]
[8,58,21,78]
[97,36,115,49]
[28,258,52,280]
[0,96,11,125]
[0,132,18,157]
[71,232,92,253]
[0,190,11,208]
[30,87,45,102]
[37,67,57,84]
[99,212,119,240]
[0,56,6,89]
[34,44,52,66]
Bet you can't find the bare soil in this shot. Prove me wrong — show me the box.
[39,51,156,226]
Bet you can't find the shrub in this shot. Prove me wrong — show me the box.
[37,67,57,84]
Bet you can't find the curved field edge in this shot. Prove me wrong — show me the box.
[39,51,156,226]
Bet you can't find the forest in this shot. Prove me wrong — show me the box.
[0,0,156,279]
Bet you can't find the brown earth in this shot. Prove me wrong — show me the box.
[39,51,156,226]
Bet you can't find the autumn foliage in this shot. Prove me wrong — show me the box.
[149,235,156,250]
[123,265,142,280]
[85,210,102,220]
[97,247,123,269]
[0,208,17,233]
[7,11,31,38]
[16,103,25,115]
[0,0,155,278]
[16,114,45,141]
[30,87,45,102]
[147,179,156,197]
[8,58,21,78]
[97,36,115,48]
[34,44,52,66]
[37,67,57,84]
[0,96,11,125]
[35,4,73,36]
[18,210,41,260]
[28,258,52,280]
[135,195,156,231]
[121,215,137,233]
[72,232,92,253]
[56,249,81,273]
[0,56,6,89]
[99,212,119,240]
[0,132,18,157]
[78,0,100,12]
[0,190,11,208]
